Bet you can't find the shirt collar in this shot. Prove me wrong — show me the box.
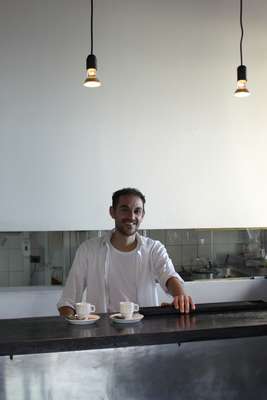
[101,230,144,249]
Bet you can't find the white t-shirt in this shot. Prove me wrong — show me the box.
[108,243,138,312]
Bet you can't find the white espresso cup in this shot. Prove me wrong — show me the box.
[120,301,139,319]
[75,302,96,319]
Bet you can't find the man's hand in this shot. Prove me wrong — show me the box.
[166,277,195,313]
[172,294,195,313]
[58,306,75,318]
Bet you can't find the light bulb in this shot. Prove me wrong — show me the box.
[83,54,102,88]
[83,68,101,88]
[234,80,250,97]
[234,65,250,97]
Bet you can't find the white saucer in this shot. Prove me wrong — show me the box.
[65,314,100,325]
[110,313,144,324]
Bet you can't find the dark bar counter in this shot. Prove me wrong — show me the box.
[1,302,267,357]
[2,303,267,400]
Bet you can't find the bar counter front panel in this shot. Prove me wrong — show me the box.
[1,304,267,400]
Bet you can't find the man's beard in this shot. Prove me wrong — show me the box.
[115,220,139,237]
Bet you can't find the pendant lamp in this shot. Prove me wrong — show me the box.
[83,0,101,88]
[234,0,250,97]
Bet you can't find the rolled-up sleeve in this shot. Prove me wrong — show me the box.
[57,244,87,310]
[151,241,184,293]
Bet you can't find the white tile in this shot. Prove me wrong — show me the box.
[78,232,87,246]
[48,232,63,249]
[214,243,243,265]
[31,270,45,285]
[238,230,249,242]
[196,230,211,245]
[30,249,41,258]
[213,230,245,244]
[87,230,99,239]
[147,230,165,243]
[182,230,198,244]
[166,245,182,266]
[182,245,197,266]
[198,245,211,261]
[51,250,63,267]
[9,271,25,286]
[29,232,44,249]
[0,250,9,271]
[100,230,110,237]
[174,264,183,273]
[5,235,22,249]
[9,250,24,272]
[177,246,182,266]
[0,236,8,248]
[165,230,182,245]
[0,271,9,286]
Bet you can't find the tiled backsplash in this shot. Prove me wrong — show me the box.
[147,229,251,269]
[0,229,266,287]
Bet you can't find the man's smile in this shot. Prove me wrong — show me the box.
[123,220,137,226]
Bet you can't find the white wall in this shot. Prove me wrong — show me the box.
[159,279,267,304]
[1,0,267,230]
[0,287,61,319]
[1,279,267,319]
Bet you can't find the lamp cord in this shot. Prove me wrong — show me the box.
[90,0,94,55]
[240,0,244,65]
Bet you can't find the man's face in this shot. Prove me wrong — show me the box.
[110,194,145,237]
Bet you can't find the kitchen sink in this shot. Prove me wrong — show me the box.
[179,266,248,281]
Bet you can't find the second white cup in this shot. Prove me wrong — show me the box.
[120,301,139,319]
[75,302,96,319]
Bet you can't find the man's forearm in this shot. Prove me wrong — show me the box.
[166,277,186,296]
[58,306,75,318]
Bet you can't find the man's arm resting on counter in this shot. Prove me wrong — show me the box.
[58,306,75,318]
[166,277,195,314]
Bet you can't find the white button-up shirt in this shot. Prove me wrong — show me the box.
[57,232,184,313]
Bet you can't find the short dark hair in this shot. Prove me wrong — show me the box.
[112,188,146,210]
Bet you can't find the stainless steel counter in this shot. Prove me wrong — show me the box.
[1,337,267,400]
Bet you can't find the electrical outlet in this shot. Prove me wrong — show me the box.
[22,239,31,257]
[30,255,41,263]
